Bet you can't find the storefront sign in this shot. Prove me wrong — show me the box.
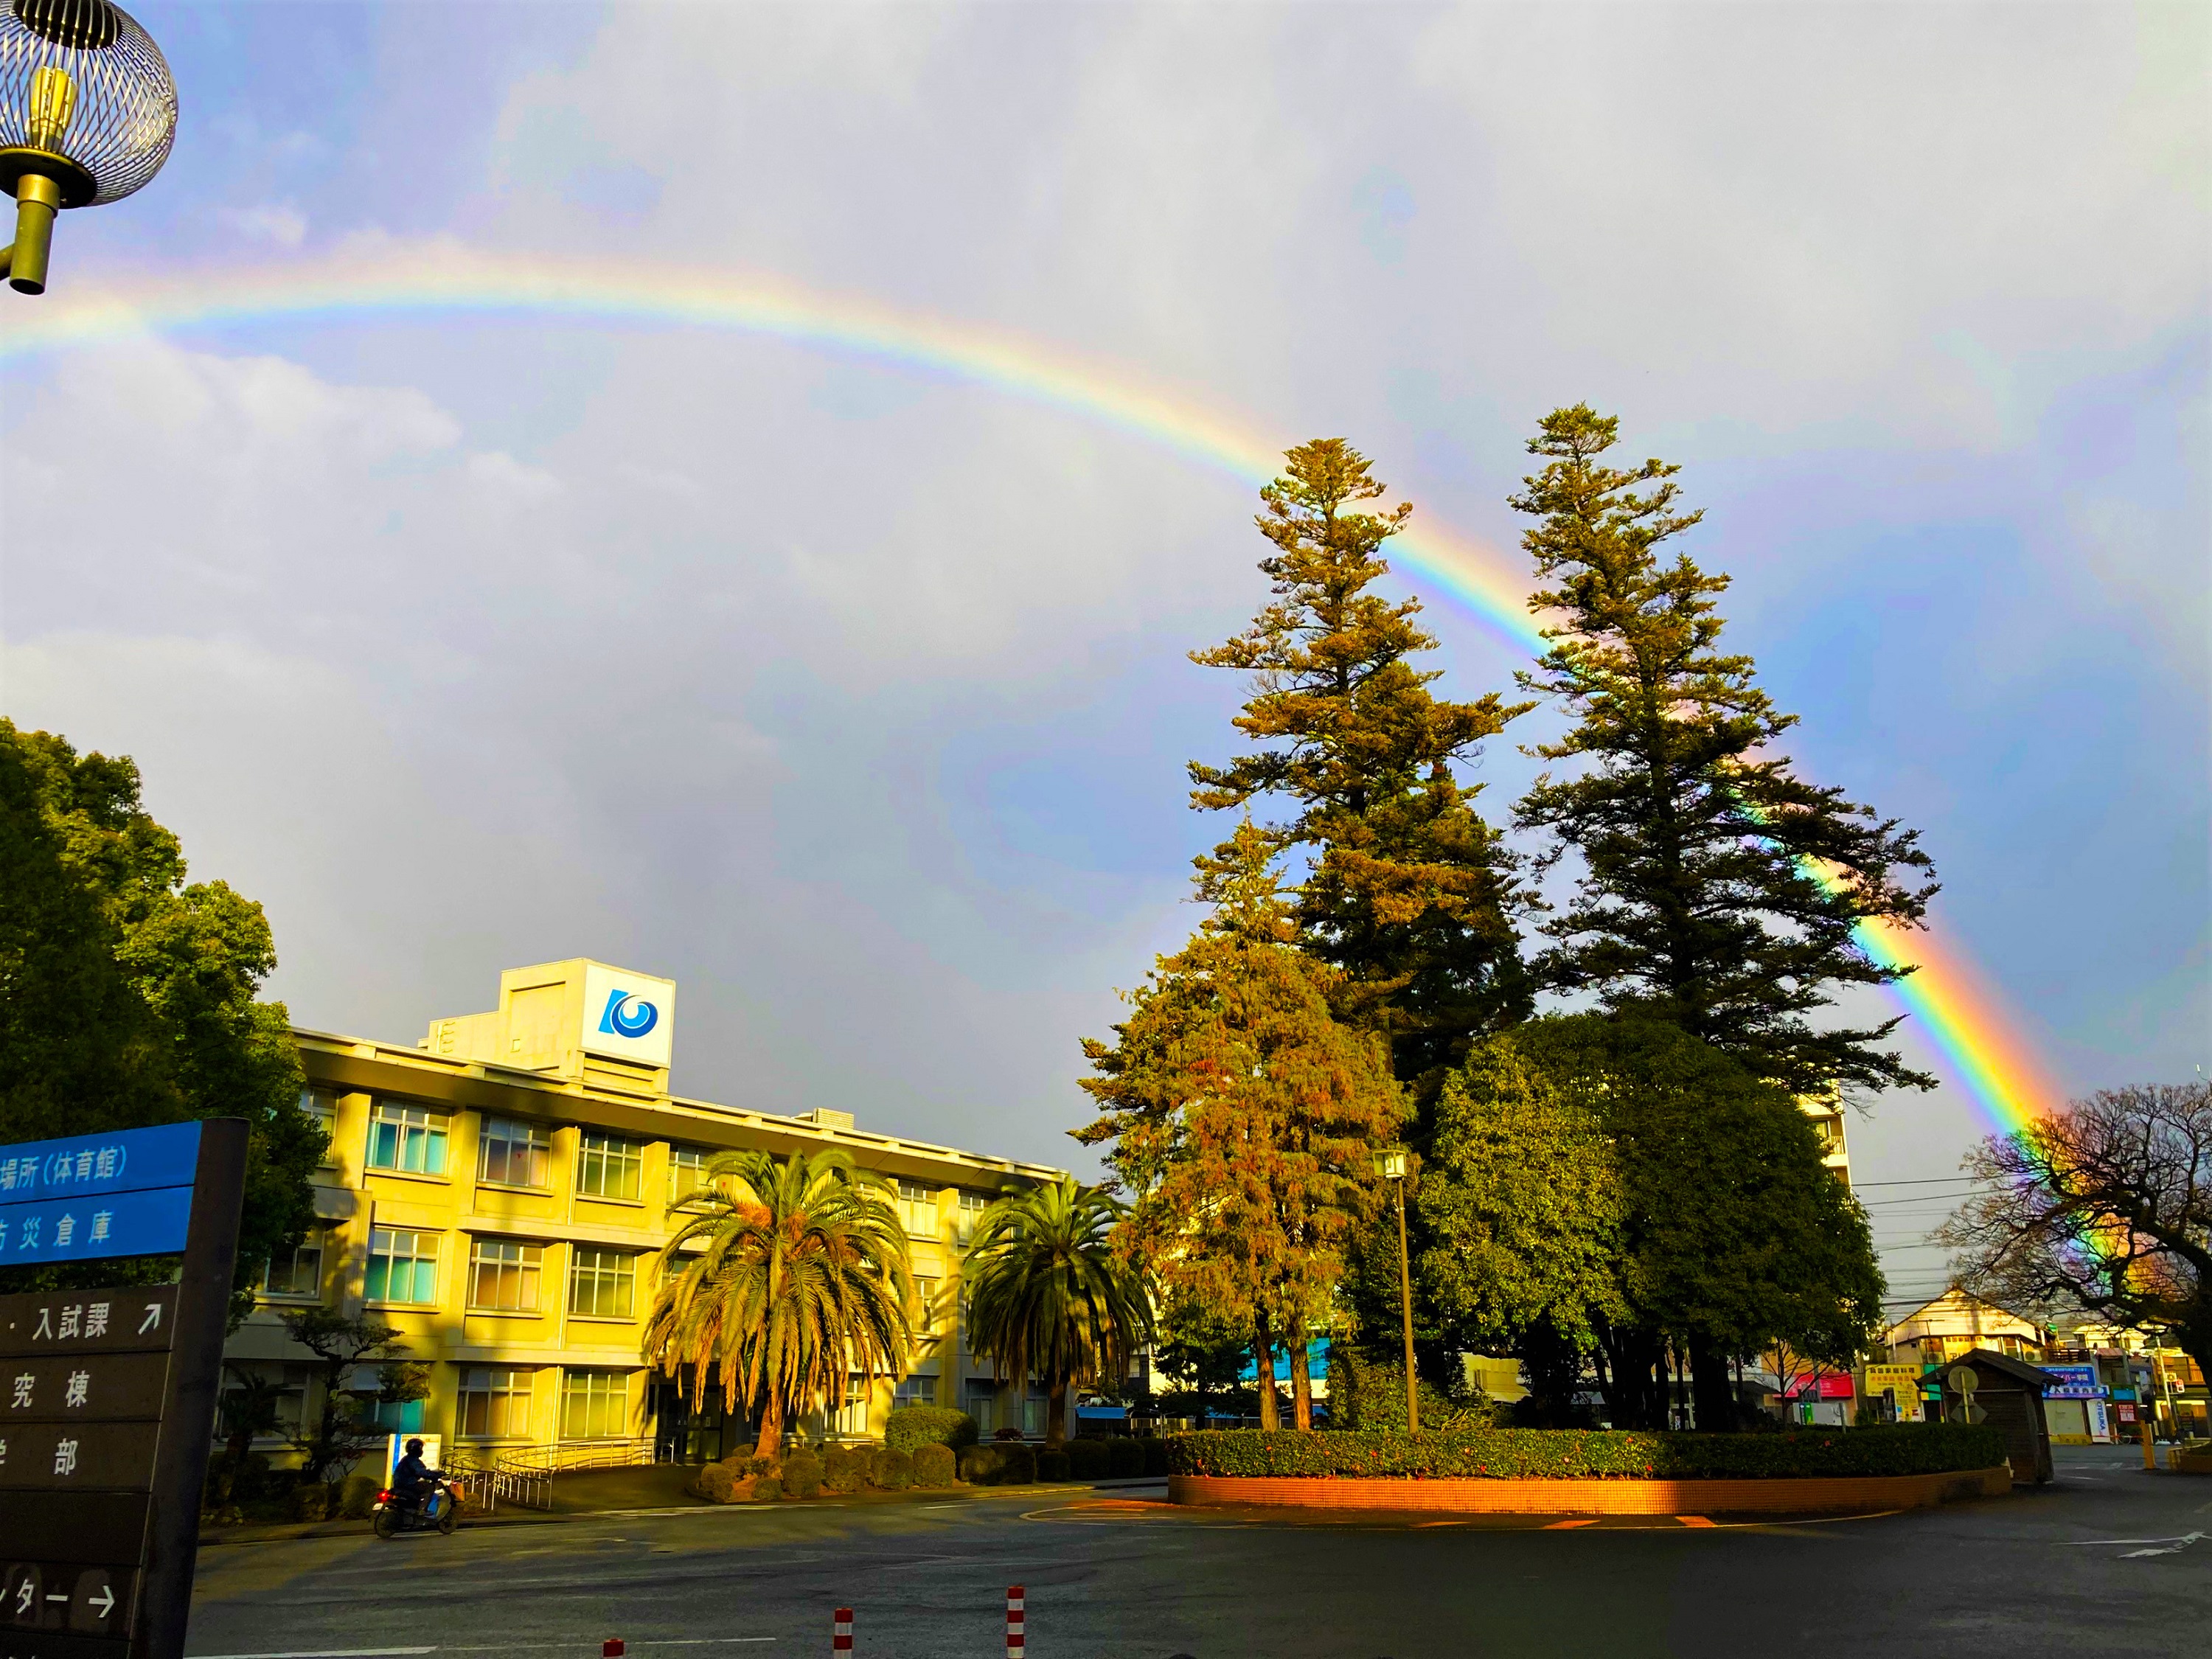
[2040,1362,2108,1400]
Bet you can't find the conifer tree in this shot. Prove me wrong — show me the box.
[1190,440,1531,1104]
[1076,822,1405,1430]
[1509,407,1938,1099]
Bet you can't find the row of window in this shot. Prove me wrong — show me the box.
[338,1098,997,1220]
[270,1227,942,1331]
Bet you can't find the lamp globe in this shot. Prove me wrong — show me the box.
[0,0,177,294]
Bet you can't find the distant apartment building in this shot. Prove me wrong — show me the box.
[222,960,1065,1467]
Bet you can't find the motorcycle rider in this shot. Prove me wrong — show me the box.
[392,1437,436,1520]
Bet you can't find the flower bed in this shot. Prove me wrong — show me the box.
[1165,1424,2008,1481]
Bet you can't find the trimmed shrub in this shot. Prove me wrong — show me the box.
[338,1473,380,1519]
[993,1425,1026,1441]
[1140,1437,1170,1478]
[1164,1424,2011,1481]
[744,1454,781,1478]
[781,1449,824,1499]
[1036,1447,1072,1483]
[291,1484,330,1522]
[822,1445,868,1495]
[1333,1346,1496,1433]
[1106,1438,1146,1479]
[691,1463,740,1503]
[885,1407,979,1453]
[869,1447,914,1491]
[911,1444,956,1489]
[1066,1439,1110,1481]
[748,1472,785,1502]
[959,1443,1037,1486]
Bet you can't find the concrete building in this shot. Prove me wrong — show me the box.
[1882,1290,2044,1366]
[222,959,1065,1470]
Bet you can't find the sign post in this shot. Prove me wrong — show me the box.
[0,1119,248,1659]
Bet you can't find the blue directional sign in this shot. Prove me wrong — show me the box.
[0,1122,202,1266]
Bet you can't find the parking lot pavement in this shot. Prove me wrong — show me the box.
[186,1446,2211,1659]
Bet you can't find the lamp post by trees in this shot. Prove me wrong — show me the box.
[0,0,178,294]
[1373,1144,1417,1433]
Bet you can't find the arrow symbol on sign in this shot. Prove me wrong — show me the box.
[139,1303,161,1334]
[88,1584,115,1618]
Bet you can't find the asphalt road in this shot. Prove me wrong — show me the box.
[184,1447,2210,1659]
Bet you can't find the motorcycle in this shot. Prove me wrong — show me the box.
[372,1474,462,1538]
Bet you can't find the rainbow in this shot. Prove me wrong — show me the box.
[0,246,2057,1133]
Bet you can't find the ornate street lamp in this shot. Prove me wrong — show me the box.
[0,0,177,295]
[1371,1144,1418,1434]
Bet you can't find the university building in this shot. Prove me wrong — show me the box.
[220,959,1066,1467]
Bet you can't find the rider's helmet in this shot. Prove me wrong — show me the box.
[405,1438,425,1456]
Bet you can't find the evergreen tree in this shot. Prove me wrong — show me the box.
[1509,407,1938,1100]
[1077,822,1405,1430]
[0,721,320,1319]
[1189,439,1531,1104]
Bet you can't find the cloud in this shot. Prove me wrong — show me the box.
[217,201,310,248]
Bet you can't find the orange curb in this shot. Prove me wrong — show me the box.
[1167,1466,2011,1516]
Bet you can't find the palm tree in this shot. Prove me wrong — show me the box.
[961,1178,1152,1447]
[645,1147,913,1461]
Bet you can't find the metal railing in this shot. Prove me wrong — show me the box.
[448,1437,661,1511]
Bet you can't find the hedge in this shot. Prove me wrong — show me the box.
[886,1407,979,1453]
[1066,1439,1110,1481]
[911,1444,956,1488]
[1107,1439,1146,1479]
[780,1450,824,1498]
[960,1443,1037,1486]
[1164,1425,2008,1481]
[823,1445,868,1495]
[869,1446,914,1491]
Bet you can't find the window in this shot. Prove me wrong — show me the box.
[956,1189,991,1241]
[299,1091,338,1166]
[897,1181,937,1236]
[912,1275,941,1336]
[1023,1395,1048,1437]
[832,1375,871,1436]
[365,1227,439,1304]
[262,1228,326,1299]
[576,1133,644,1201]
[366,1101,448,1176]
[458,1367,534,1438]
[964,1382,997,1437]
[364,1395,425,1433]
[667,1145,708,1206]
[478,1118,551,1189]
[468,1239,543,1312]
[568,1247,636,1318]
[560,1368,631,1440]
[894,1375,937,1409]
[215,1369,304,1444]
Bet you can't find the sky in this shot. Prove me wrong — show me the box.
[1,1,2205,1311]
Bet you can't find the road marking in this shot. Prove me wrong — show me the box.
[1676,1516,1717,1528]
[1542,1519,1599,1530]
[187,1649,437,1658]
[2059,1531,2205,1551]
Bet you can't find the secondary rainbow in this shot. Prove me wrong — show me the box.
[0,246,2057,1132]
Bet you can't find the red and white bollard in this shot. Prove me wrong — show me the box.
[833,1606,854,1656]
[1006,1585,1025,1659]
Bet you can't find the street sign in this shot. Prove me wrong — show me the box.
[0,1124,205,1269]
[1947,1366,1980,1394]
[0,1120,246,1659]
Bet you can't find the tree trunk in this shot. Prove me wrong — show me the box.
[1290,1335,1313,1430]
[754,1393,785,1462]
[1253,1313,1279,1431]
[1689,1332,1738,1432]
[1046,1379,1068,1448]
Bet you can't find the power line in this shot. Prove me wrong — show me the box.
[1851,1176,1998,1189]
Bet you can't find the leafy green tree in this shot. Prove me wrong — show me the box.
[961,1178,1151,1447]
[1078,822,1405,1430]
[1507,408,1938,1100]
[1503,1017,1885,1430]
[1150,1299,1253,1422]
[644,1148,912,1461]
[1189,439,1532,1104]
[1414,1030,1626,1355]
[0,722,319,1316]
[1938,1082,2212,1383]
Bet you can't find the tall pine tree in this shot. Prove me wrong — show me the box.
[1191,439,1531,1105]
[1076,823,1405,1430]
[1509,406,1938,1100]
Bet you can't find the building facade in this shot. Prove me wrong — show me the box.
[222,960,1066,1466]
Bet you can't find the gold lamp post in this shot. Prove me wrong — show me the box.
[1371,1144,1418,1434]
[0,0,178,295]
